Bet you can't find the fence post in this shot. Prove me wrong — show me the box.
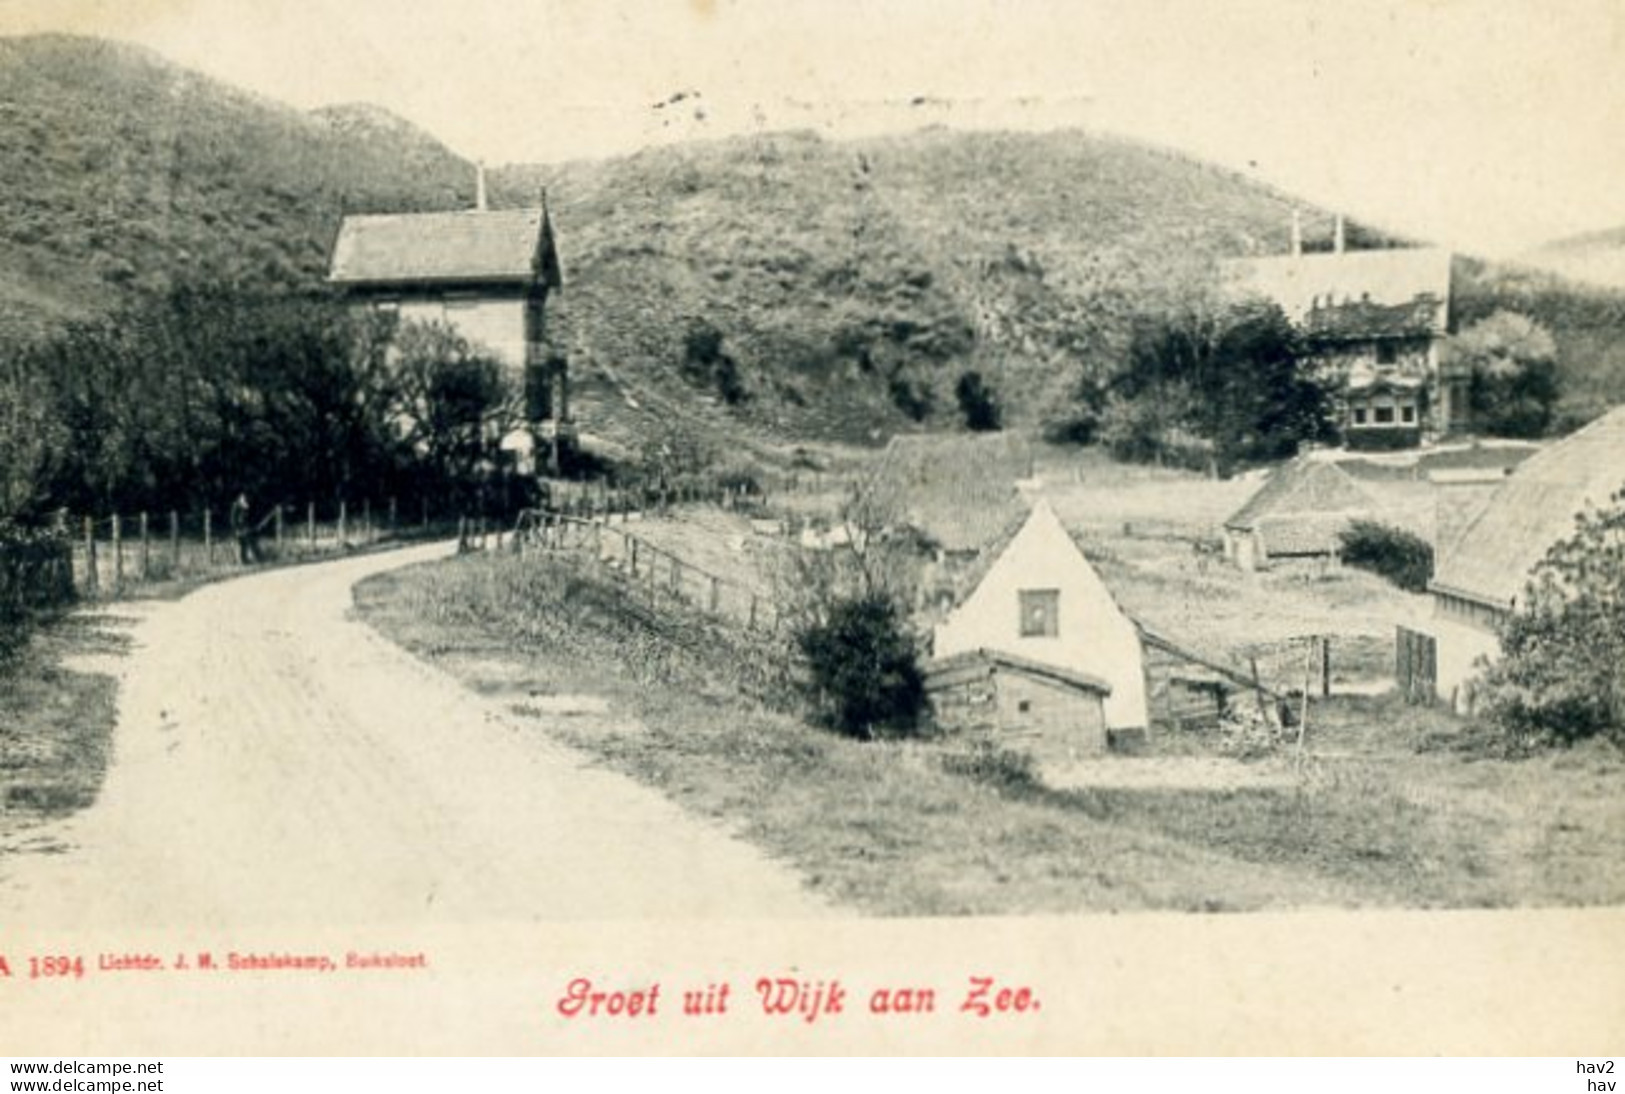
[170,510,179,572]
[749,594,758,630]
[139,512,150,579]
[630,538,638,577]
[275,505,284,554]
[363,500,372,544]
[1321,635,1331,698]
[709,575,720,615]
[308,502,316,550]
[83,516,98,597]
[111,514,123,595]
[204,509,213,565]
[389,497,398,534]
[338,500,348,547]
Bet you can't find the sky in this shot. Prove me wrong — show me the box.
[6,0,1625,257]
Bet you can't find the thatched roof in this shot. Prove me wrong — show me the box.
[1223,247,1451,341]
[1226,460,1368,528]
[1224,458,1377,558]
[329,207,561,288]
[1430,406,1625,610]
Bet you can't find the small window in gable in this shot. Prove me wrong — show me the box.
[1019,589,1059,638]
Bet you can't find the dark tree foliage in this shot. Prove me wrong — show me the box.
[0,284,521,525]
[1112,298,1334,472]
[1444,312,1562,439]
[1477,491,1625,745]
[795,592,926,739]
[1338,520,1434,593]
[682,317,749,405]
[887,373,934,422]
[954,370,1002,432]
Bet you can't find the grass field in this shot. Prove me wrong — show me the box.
[355,548,1625,914]
[0,609,125,849]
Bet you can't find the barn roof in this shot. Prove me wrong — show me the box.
[924,647,1112,696]
[1223,247,1451,341]
[1430,406,1625,610]
[328,207,561,288]
[1224,458,1378,557]
[1224,458,1376,532]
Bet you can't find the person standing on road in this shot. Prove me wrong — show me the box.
[230,492,263,565]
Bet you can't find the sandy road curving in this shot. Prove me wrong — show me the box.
[0,543,825,926]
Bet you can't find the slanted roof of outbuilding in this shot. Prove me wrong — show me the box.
[924,647,1113,696]
[1430,406,1625,610]
[329,207,561,288]
[1224,458,1376,532]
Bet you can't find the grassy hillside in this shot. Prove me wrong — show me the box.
[6,33,1622,450]
[0,34,473,343]
[1520,225,1625,291]
[495,129,1407,445]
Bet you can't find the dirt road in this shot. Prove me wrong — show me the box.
[0,543,825,926]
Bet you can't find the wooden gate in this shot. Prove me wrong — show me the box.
[1395,625,1437,705]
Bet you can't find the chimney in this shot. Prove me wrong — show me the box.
[1334,213,1346,254]
[475,161,488,212]
[1290,208,1303,257]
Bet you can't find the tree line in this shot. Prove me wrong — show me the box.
[0,286,526,531]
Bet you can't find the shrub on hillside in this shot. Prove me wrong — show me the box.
[794,592,926,739]
[1475,491,1625,745]
[1338,520,1433,593]
[954,371,1002,432]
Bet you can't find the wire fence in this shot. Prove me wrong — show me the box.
[513,511,783,635]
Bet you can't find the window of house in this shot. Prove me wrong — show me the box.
[1352,407,1369,426]
[1018,589,1059,638]
[1376,343,1399,365]
[1374,406,1395,424]
[1401,405,1416,423]
[1017,699,1032,714]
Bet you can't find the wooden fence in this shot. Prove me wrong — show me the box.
[1395,625,1438,706]
[69,498,442,600]
[514,511,782,635]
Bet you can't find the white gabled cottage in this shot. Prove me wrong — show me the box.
[930,500,1149,742]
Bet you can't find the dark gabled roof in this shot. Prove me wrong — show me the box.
[328,207,561,288]
[924,647,1112,695]
[1224,247,1451,342]
[1224,458,1376,532]
[1306,295,1443,341]
[1430,406,1625,610]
